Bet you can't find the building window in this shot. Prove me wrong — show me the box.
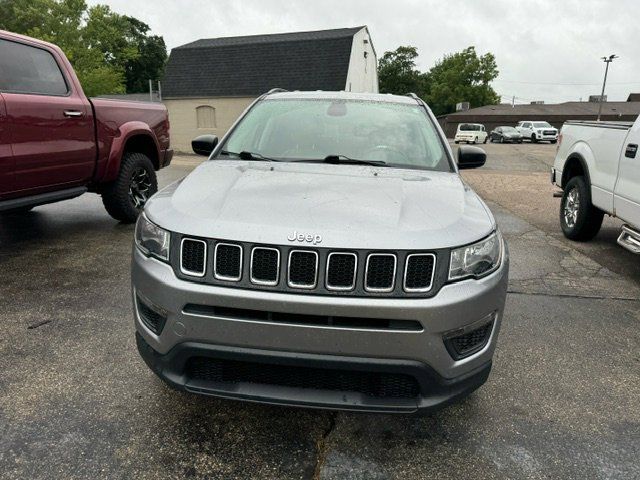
[196,105,216,128]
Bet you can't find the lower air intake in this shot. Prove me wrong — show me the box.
[136,294,167,335]
[444,321,494,360]
[186,357,420,399]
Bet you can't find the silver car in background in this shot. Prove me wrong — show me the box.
[132,90,509,414]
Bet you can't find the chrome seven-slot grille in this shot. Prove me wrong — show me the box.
[178,237,437,297]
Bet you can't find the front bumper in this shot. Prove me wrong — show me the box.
[137,332,492,413]
[535,133,558,141]
[132,246,509,412]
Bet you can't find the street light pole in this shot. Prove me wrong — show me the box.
[597,54,618,121]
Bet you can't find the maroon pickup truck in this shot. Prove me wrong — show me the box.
[0,30,172,223]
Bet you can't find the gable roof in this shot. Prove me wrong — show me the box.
[163,27,364,98]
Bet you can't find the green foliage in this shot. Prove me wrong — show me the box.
[378,46,429,98]
[0,0,167,96]
[378,45,500,116]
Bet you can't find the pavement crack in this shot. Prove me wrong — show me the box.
[312,412,338,480]
[27,319,52,329]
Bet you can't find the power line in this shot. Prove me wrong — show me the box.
[494,79,640,86]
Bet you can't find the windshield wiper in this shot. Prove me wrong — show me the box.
[219,150,280,162]
[298,155,387,166]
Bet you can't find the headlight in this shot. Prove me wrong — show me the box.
[135,213,170,262]
[449,231,503,281]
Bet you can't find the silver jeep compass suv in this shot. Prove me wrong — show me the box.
[132,90,509,413]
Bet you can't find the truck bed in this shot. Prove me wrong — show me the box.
[564,120,633,130]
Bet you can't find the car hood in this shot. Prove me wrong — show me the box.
[504,132,522,137]
[145,160,495,250]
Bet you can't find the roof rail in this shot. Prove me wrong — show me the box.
[266,88,289,95]
[406,92,420,101]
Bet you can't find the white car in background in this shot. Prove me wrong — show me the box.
[454,123,488,144]
[516,121,559,143]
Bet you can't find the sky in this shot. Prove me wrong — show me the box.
[88,0,640,103]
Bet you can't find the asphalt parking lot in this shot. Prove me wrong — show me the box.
[1,142,639,479]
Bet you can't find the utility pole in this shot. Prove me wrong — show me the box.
[149,79,153,102]
[597,54,618,121]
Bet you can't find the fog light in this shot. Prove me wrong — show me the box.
[444,314,495,360]
[136,292,168,335]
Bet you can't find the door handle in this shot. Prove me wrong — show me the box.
[63,110,84,117]
[625,143,638,159]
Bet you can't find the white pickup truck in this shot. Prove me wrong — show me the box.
[552,119,640,253]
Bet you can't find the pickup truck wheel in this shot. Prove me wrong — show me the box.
[560,176,604,241]
[530,134,537,143]
[483,136,488,144]
[102,152,158,223]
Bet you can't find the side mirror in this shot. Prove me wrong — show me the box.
[192,135,219,156]
[457,145,486,169]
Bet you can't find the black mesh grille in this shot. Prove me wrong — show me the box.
[405,255,435,291]
[215,244,242,280]
[186,357,420,399]
[288,251,317,287]
[181,239,206,275]
[445,322,494,360]
[136,295,167,335]
[326,253,356,289]
[366,255,396,291]
[251,248,279,284]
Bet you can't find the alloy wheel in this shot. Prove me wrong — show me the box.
[129,167,152,209]
[564,187,580,228]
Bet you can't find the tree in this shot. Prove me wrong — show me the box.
[0,0,166,96]
[377,45,500,116]
[425,47,500,116]
[378,46,428,98]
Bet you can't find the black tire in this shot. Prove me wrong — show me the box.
[551,140,557,144]
[483,136,488,144]
[499,136,504,144]
[530,134,537,143]
[560,176,604,241]
[454,140,459,144]
[101,152,157,223]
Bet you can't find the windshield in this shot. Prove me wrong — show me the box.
[217,98,452,172]
[533,122,552,128]
[502,127,518,133]
[459,124,481,131]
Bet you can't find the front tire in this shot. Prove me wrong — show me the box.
[101,152,158,223]
[531,134,537,143]
[551,140,557,144]
[560,176,604,241]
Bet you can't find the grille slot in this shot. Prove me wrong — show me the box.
[186,357,420,399]
[214,243,242,281]
[136,294,167,335]
[183,304,423,331]
[288,250,318,289]
[365,254,397,292]
[404,254,436,292]
[250,247,280,286]
[180,238,206,277]
[444,321,494,360]
[326,252,357,290]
